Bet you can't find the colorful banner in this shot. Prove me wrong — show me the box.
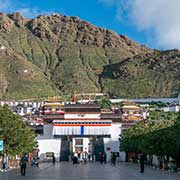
[0,140,3,151]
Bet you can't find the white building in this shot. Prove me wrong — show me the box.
[161,105,180,112]
[37,104,126,162]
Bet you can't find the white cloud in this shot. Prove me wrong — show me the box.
[128,0,180,49]
[99,0,180,49]
[17,8,52,18]
[0,0,50,18]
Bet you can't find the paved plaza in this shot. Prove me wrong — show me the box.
[0,162,179,180]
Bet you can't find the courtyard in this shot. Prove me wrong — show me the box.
[0,162,179,180]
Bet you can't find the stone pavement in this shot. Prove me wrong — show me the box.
[0,162,179,180]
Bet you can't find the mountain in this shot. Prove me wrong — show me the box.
[101,50,180,98]
[0,12,179,99]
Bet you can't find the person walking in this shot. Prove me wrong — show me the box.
[1,154,8,172]
[82,151,88,163]
[111,152,117,166]
[103,153,107,164]
[52,154,56,165]
[88,153,91,162]
[99,152,103,164]
[139,153,145,173]
[72,153,78,164]
[110,152,113,164]
[20,154,28,176]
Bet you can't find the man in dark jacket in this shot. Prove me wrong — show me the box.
[139,154,145,173]
[99,152,104,164]
[20,154,28,176]
[111,153,117,166]
[103,153,107,164]
[52,154,56,165]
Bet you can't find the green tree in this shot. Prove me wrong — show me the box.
[97,98,112,109]
[148,110,178,121]
[120,111,180,167]
[0,105,37,155]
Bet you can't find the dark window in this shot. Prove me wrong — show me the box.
[75,139,83,145]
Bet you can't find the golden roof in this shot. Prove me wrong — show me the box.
[122,105,140,109]
[44,102,64,107]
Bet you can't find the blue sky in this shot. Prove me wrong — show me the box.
[0,0,180,49]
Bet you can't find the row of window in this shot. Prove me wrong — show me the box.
[44,108,64,111]
[53,122,111,125]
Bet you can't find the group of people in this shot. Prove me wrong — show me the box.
[29,153,39,167]
[1,152,53,176]
[20,153,40,176]
[72,151,118,165]
[1,153,29,175]
[99,152,117,165]
[1,151,146,176]
[72,152,91,164]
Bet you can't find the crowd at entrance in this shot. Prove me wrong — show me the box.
[71,151,118,166]
[72,151,91,164]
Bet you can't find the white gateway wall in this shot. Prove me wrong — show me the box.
[104,123,126,162]
[37,139,61,161]
[37,124,61,161]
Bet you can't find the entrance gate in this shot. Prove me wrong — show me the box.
[60,137,70,161]
[59,136,105,161]
[92,137,105,161]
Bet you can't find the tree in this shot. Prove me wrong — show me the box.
[120,111,180,168]
[0,105,37,156]
[97,98,112,109]
[148,110,178,121]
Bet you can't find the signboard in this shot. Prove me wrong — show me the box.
[0,140,3,151]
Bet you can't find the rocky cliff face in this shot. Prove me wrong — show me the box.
[0,12,179,99]
[28,13,148,51]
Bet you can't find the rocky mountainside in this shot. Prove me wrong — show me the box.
[0,12,179,99]
[101,50,180,98]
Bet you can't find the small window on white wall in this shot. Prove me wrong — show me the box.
[75,139,83,145]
